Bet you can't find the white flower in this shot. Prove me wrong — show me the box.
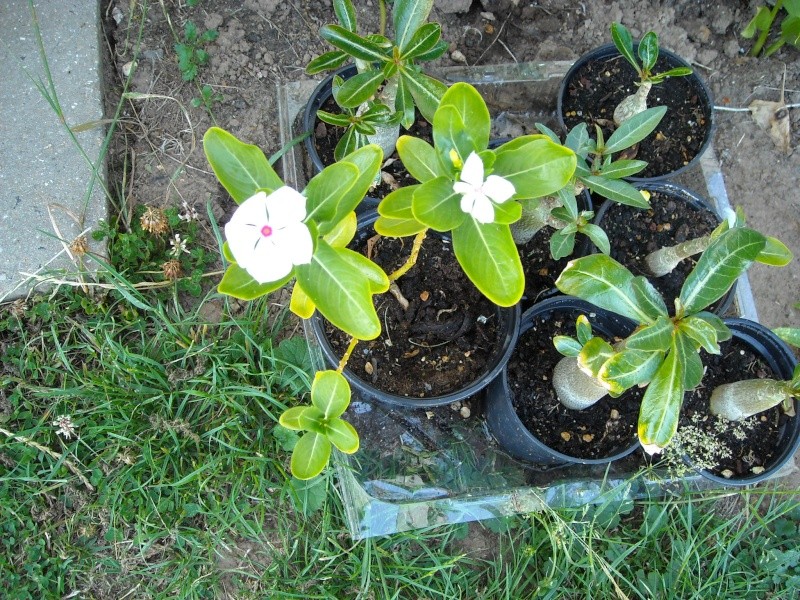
[53,415,76,440]
[452,152,515,224]
[178,200,199,222]
[224,187,313,284]
[169,234,189,257]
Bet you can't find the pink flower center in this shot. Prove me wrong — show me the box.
[260,224,273,237]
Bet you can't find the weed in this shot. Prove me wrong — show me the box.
[191,83,223,112]
[175,20,218,82]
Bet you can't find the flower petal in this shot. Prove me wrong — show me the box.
[453,181,475,196]
[483,175,516,203]
[272,222,313,266]
[459,152,485,187]
[466,194,495,224]
[246,242,294,283]
[264,186,307,229]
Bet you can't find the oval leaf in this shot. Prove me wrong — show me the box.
[311,370,351,419]
[397,135,446,182]
[638,342,684,451]
[493,137,576,199]
[325,417,360,454]
[291,432,332,480]
[412,176,465,231]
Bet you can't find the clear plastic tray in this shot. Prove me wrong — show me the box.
[277,62,788,539]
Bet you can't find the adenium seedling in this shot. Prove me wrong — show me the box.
[554,222,790,453]
[610,22,693,125]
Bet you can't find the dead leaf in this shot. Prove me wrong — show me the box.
[748,99,791,154]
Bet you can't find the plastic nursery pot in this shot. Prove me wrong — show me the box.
[484,296,640,466]
[308,210,522,408]
[557,43,715,181]
[593,181,736,317]
[685,319,800,486]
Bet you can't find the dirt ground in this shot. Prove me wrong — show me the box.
[101,0,800,480]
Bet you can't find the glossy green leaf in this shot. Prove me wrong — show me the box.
[680,227,766,315]
[774,327,800,348]
[291,432,332,480]
[555,254,658,324]
[304,161,359,227]
[554,335,583,357]
[334,0,357,31]
[311,370,351,419]
[582,176,651,208]
[317,110,353,128]
[338,247,390,294]
[631,276,669,320]
[672,330,703,389]
[579,224,608,255]
[576,314,593,345]
[432,104,474,168]
[492,137,576,199]
[279,406,309,431]
[324,211,357,248]
[400,22,441,59]
[401,68,447,124]
[550,229,576,260]
[578,336,615,379]
[376,186,427,236]
[395,75,415,130]
[325,418,360,453]
[414,39,449,62]
[678,315,721,354]
[611,22,638,72]
[204,127,283,203]
[437,83,491,152]
[294,241,381,340]
[306,50,348,74]
[601,348,664,391]
[638,31,659,73]
[742,6,772,38]
[604,106,667,154]
[222,241,235,263]
[289,282,316,319]
[625,316,674,352]
[333,127,363,162]
[493,200,522,225]
[297,406,327,434]
[638,341,684,451]
[397,135,446,182]
[598,159,648,179]
[218,264,292,300]
[452,218,524,307]
[757,235,793,266]
[695,311,731,342]
[412,176,465,231]
[535,123,562,144]
[650,67,693,83]
[335,70,385,107]
[565,122,590,155]
[394,0,434,51]
[320,25,388,62]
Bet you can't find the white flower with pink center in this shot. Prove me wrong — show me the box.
[452,151,515,224]
[224,187,313,283]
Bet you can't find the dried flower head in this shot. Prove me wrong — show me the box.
[162,259,183,280]
[52,415,77,440]
[140,205,169,235]
[69,235,90,257]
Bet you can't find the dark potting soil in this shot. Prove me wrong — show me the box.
[312,94,432,199]
[507,311,642,460]
[595,190,721,312]
[324,230,503,398]
[678,337,790,479]
[518,227,580,307]
[561,54,709,178]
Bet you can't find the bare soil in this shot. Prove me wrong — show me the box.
[101,0,800,487]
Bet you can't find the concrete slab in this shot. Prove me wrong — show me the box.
[0,0,106,301]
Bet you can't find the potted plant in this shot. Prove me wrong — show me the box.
[551,218,792,456]
[558,23,714,180]
[303,0,448,170]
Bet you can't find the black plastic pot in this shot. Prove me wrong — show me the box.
[308,210,521,408]
[484,296,640,466]
[557,43,715,181]
[592,181,736,316]
[685,319,800,486]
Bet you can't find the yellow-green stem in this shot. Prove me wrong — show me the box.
[338,337,359,372]
[388,230,428,281]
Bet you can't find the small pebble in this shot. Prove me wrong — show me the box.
[460,406,471,419]
[450,50,467,64]
[561,432,571,442]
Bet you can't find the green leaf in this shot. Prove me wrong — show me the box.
[294,241,382,340]
[433,104,475,168]
[414,39,449,62]
[334,70,385,107]
[565,123,590,155]
[289,476,327,516]
[598,159,648,179]
[325,418,360,453]
[581,223,611,255]
[279,406,309,431]
[774,327,800,349]
[554,335,583,357]
[678,316,721,354]
[583,176,650,208]
[493,200,522,225]
[291,432,332,480]
[650,67,693,83]
[673,330,703,389]
[218,264,292,300]
[324,211,357,248]
[394,0,435,51]
[334,0,357,31]
[290,283,316,319]
[395,75,415,129]
[555,254,658,324]
[680,227,766,315]
[625,316,674,352]
[742,6,772,38]
[757,236,793,266]
[452,218,524,307]
[611,22,638,72]
[781,15,800,47]
[437,83,491,152]
[397,135,446,182]
[578,337,616,379]
[304,161,359,227]
[412,176,465,231]
[535,123,562,144]
[492,137,576,199]
[376,186,427,236]
[320,25,388,62]
[400,22,441,59]
[601,348,664,391]
[326,144,383,225]
[306,50,348,74]
[204,127,283,203]
[401,68,447,124]
[550,229,576,260]
[338,248,390,294]
[317,110,353,128]
[576,315,593,345]
[631,276,669,320]
[311,370,351,419]
[604,106,667,154]
[638,341,684,451]
[638,31,659,73]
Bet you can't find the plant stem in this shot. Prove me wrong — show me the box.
[379,0,387,37]
[388,230,428,281]
[338,337,359,372]
[751,0,783,57]
[644,234,711,277]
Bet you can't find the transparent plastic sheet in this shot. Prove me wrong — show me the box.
[277,62,796,539]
